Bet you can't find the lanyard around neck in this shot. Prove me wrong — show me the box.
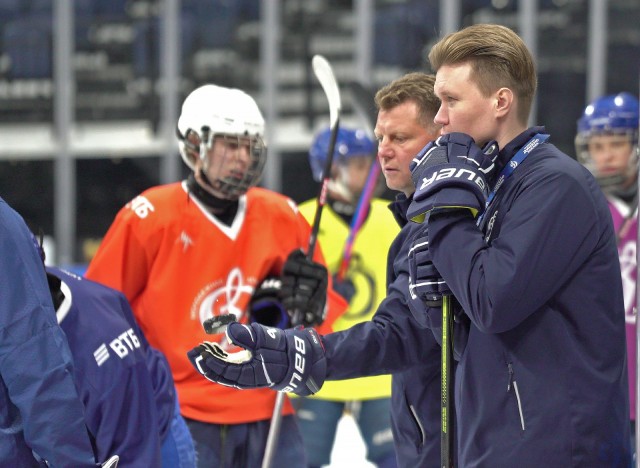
[477,133,550,226]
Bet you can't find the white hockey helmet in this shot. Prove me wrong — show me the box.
[176,84,267,198]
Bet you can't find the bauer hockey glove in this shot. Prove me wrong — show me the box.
[408,224,451,306]
[280,249,328,327]
[187,322,327,396]
[249,276,290,329]
[406,132,499,222]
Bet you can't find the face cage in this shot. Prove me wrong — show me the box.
[199,133,267,200]
[575,130,639,191]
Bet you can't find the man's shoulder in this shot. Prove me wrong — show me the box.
[116,182,186,225]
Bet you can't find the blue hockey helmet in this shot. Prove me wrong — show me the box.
[577,92,639,137]
[576,92,639,190]
[308,127,375,182]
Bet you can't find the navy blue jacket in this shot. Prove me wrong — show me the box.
[323,195,441,468]
[425,127,630,467]
[48,266,177,467]
[0,199,96,467]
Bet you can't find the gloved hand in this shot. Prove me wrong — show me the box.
[407,132,499,222]
[332,274,356,304]
[187,322,327,396]
[249,276,290,329]
[280,249,328,327]
[408,224,451,306]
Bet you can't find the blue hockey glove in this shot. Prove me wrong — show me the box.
[187,322,327,396]
[408,225,451,306]
[249,276,290,329]
[280,249,328,327]
[407,132,499,222]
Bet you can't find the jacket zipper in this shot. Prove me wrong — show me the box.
[508,363,526,431]
[409,404,426,445]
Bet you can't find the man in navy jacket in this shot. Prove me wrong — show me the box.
[45,264,196,468]
[406,24,630,466]
[0,198,97,467]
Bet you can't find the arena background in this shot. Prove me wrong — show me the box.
[0,0,637,269]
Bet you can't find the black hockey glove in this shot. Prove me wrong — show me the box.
[187,322,327,396]
[280,249,328,327]
[249,276,290,329]
[408,224,451,306]
[407,132,499,223]
[332,274,356,304]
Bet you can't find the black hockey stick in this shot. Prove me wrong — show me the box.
[262,54,342,468]
[441,295,454,468]
[306,54,342,259]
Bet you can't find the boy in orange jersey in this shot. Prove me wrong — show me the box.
[86,84,346,468]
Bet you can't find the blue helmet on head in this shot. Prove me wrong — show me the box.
[576,92,639,191]
[577,92,639,137]
[308,127,375,182]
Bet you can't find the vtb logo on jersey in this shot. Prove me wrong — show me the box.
[93,328,142,366]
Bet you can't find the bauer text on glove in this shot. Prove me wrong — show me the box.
[187,322,327,396]
[407,132,499,222]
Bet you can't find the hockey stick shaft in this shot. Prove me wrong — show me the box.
[262,54,341,468]
[441,295,453,468]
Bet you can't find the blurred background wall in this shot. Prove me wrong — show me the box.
[0,0,637,267]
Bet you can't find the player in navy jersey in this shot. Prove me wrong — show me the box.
[45,264,196,467]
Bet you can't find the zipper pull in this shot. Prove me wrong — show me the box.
[507,362,514,392]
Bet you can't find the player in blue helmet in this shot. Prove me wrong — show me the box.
[576,92,640,460]
[293,126,400,468]
[576,92,639,197]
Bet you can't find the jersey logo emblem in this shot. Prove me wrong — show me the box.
[191,268,255,351]
[94,343,110,366]
[178,231,194,252]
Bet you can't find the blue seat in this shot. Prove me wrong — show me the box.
[4,17,52,79]
[374,1,437,68]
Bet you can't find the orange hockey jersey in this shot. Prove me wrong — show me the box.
[86,182,345,424]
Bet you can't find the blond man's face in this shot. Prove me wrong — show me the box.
[433,62,499,146]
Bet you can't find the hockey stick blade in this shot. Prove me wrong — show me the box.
[307,55,342,259]
[312,55,341,129]
[202,314,237,334]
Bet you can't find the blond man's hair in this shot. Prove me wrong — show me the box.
[375,72,440,131]
[429,24,537,125]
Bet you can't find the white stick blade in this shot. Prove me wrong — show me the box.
[312,54,341,127]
